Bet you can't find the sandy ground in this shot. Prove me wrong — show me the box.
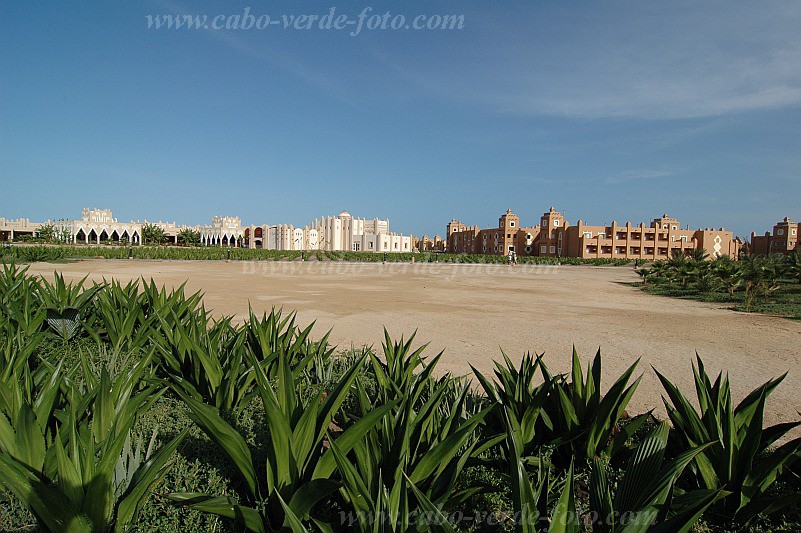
[27,259,801,430]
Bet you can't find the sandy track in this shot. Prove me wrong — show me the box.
[27,259,801,430]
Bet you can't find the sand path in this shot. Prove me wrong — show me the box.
[27,259,801,430]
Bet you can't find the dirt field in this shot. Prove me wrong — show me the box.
[27,259,801,429]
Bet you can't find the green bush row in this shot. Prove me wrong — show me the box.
[3,244,634,266]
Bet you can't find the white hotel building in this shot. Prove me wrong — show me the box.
[246,210,412,253]
[2,208,412,253]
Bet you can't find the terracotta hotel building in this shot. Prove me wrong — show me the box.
[750,217,799,256]
[447,208,741,260]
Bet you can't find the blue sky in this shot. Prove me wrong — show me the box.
[1,1,800,239]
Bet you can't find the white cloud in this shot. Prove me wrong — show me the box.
[386,3,801,120]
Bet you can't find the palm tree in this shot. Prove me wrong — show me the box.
[177,228,200,247]
[142,223,166,245]
[690,247,709,262]
[738,255,783,311]
[786,250,801,284]
[36,222,56,242]
[668,249,688,268]
[711,258,742,297]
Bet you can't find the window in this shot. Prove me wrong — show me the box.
[525,246,531,253]
[792,229,797,236]
[540,245,547,254]
[549,246,556,254]
[672,225,677,230]
[510,221,515,227]
[542,219,547,227]
[554,220,560,227]
[778,229,784,235]
[584,232,592,238]
[663,224,668,229]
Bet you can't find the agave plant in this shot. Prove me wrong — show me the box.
[502,405,580,533]
[655,355,801,523]
[244,307,333,380]
[0,262,46,341]
[473,348,644,467]
[139,278,205,332]
[89,279,156,355]
[549,348,645,466]
[0,351,186,532]
[153,308,257,415]
[168,349,394,531]
[322,332,497,532]
[588,421,724,533]
[471,351,557,459]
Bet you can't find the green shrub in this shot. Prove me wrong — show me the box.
[656,356,801,524]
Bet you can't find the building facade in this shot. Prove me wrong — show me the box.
[56,210,247,248]
[311,211,411,253]
[447,208,741,260]
[239,211,411,253]
[0,217,42,242]
[447,209,541,256]
[51,208,144,245]
[199,215,244,247]
[415,234,446,252]
[750,217,799,255]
